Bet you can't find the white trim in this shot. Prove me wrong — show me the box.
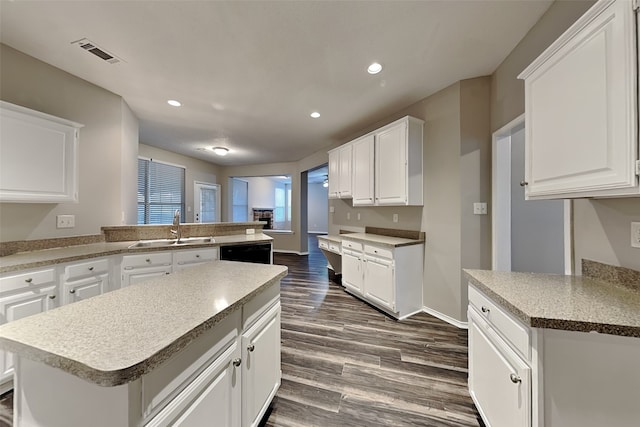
[564,200,573,275]
[138,156,186,170]
[0,378,13,395]
[263,230,294,235]
[422,306,468,329]
[272,249,308,255]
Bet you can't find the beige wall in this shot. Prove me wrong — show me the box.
[0,44,138,241]
[490,0,640,272]
[138,144,221,223]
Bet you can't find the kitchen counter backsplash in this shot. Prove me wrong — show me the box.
[0,234,106,257]
[582,259,640,292]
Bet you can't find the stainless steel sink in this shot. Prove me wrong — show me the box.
[128,236,214,249]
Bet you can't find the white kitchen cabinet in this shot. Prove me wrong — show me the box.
[241,302,281,427]
[518,0,639,199]
[328,144,352,199]
[341,240,364,295]
[173,248,219,271]
[374,117,424,206]
[0,268,57,388]
[0,101,82,203]
[121,252,172,287]
[351,134,375,206]
[61,258,110,305]
[341,239,423,319]
[468,308,531,427]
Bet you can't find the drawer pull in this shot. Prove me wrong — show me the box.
[88,267,94,271]
[232,358,242,367]
[25,278,33,283]
[146,258,151,263]
[196,254,200,258]
[48,295,56,300]
[510,373,522,384]
[247,344,255,352]
[520,180,528,187]
[481,306,490,313]
[69,289,76,294]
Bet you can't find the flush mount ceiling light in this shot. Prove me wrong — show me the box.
[367,62,383,74]
[167,100,182,107]
[212,147,229,156]
[310,112,321,119]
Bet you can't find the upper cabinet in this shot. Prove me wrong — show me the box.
[328,144,352,199]
[518,0,639,199]
[330,116,424,206]
[0,101,82,203]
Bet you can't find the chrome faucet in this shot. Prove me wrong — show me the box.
[170,209,181,242]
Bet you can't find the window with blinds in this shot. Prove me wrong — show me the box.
[137,158,185,224]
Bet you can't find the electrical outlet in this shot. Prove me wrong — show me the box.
[56,215,75,229]
[473,203,487,215]
[357,212,361,221]
[347,212,351,220]
[393,213,399,223]
[632,222,640,248]
[246,228,255,235]
[329,206,335,213]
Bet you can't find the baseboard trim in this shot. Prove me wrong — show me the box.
[422,306,468,329]
[273,249,309,255]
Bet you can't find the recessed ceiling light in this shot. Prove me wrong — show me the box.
[367,62,383,74]
[310,112,321,119]
[212,147,229,156]
[167,100,181,107]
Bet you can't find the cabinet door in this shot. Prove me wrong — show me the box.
[0,285,57,380]
[146,343,241,427]
[468,309,531,427]
[122,267,171,287]
[521,0,638,199]
[375,122,407,205]
[352,135,375,206]
[242,303,281,427]
[328,150,340,199]
[363,255,394,311]
[342,250,363,295]
[64,273,109,305]
[174,248,219,272]
[338,145,353,198]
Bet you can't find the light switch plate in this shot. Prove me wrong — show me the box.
[393,214,399,223]
[632,222,640,248]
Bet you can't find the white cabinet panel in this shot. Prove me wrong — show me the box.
[0,101,82,203]
[174,248,218,271]
[519,0,638,198]
[64,274,108,305]
[328,145,353,199]
[363,254,394,311]
[352,135,375,206]
[375,122,407,205]
[328,150,340,199]
[342,248,363,295]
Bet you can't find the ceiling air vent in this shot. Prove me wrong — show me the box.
[71,38,122,64]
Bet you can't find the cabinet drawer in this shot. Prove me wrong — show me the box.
[0,268,56,294]
[469,285,530,360]
[318,240,329,250]
[64,258,109,281]
[122,252,172,270]
[364,245,393,259]
[328,243,341,253]
[342,240,362,251]
[174,248,218,265]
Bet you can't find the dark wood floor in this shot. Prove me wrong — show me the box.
[262,236,484,427]
[0,236,484,427]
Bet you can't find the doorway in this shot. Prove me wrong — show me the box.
[492,114,571,274]
[193,182,220,223]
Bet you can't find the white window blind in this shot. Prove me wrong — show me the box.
[138,158,185,224]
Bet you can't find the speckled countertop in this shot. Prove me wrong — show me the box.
[317,235,342,244]
[0,260,287,386]
[0,233,273,274]
[334,233,424,248]
[464,269,640,338]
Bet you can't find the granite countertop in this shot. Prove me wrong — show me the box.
[317,235,342,244]
[339,232,424,248]
[0,233,273,274]
[464,269,640,338]
[0,260,287,386]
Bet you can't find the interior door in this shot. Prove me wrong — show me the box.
[194,182,220,223]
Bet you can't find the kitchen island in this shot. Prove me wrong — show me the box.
[0,260,287,427]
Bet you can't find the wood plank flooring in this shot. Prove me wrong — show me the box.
[0,236,484,427]
[262,237,484,427]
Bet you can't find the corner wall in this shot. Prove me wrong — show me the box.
[0,44,139,241]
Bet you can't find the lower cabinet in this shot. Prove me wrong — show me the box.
[173,248,219,272]
[121,252,173,287]
[62,258,111,305]
[341,239,423,319]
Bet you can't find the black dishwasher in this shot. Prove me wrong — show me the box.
[219,243,272,264]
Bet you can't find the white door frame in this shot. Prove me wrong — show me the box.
[492,114,573,275]
[193,181,221,223]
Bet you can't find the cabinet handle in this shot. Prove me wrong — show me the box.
[145,258,151,263]
[88,267,94,271]
[232,358,242,367]
[481,306,490,314]
[196,254,200,258]
[25,278,33,283]
[247,344,255,352]
[48,295,56,300]
[69,289,76,294]
[510,373,522,384]
[519,180,528,187]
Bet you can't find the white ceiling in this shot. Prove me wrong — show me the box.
[0,0,552,166]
